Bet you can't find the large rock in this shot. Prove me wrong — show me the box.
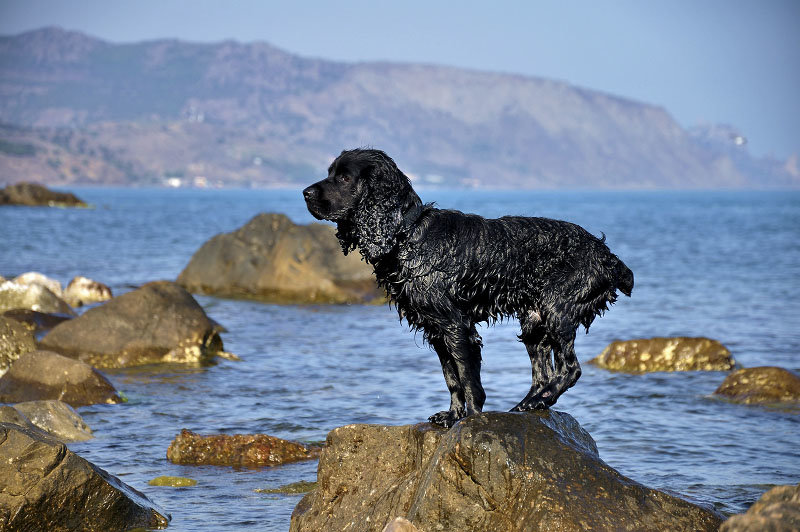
[589,337,736,372]
[12,400,94,442]
[0,280,76,316]
[177,212,383,304]
[63,275,113,307]
[167,428,321,468]
[40,280,231,368]
[0,350,122,407]
[714,367,800,404]
[0,181,88,207]
[0,423,169,530]
[290,412,722,532]
[0,315,36,375]
[13,271,64,298]
[720,483,800,531]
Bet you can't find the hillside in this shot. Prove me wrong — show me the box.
[0,27,795,188]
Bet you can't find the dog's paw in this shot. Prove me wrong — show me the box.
[428,410,463,428]
[510,389,553,412]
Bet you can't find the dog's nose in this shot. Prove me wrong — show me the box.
[303,186,318,201]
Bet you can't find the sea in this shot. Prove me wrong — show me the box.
[1,187,798,531]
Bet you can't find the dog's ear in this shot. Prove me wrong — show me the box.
[348,152,420,262]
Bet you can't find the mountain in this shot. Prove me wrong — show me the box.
[0,27,795,188]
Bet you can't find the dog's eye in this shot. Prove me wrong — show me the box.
[337,174,351,184]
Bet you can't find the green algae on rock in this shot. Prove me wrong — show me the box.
[256,480,317,494]
[149,476,198,487]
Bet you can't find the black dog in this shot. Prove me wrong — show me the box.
[303,149,633,428]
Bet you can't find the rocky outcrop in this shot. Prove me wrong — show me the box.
[720,483,800,531]
[40,280,232,368]
[714,367,800,404]
[0,315,36,375]
[177,213,383,304]
[63,275,113,307]
[0,279,75,315]
[290,411,723,532]
[0,423,169,530]
[11,400,94,441]
[167,428,321,468]
[0,350,122,407]
[0,181,88,207]
[589,337,736,372]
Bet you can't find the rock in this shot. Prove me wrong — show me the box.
[0,405,40,432]
[177,212,383,304]
[0,181,88,207]
[13,272,64,297]
[2,309,72,335]
[0,279,76,316]
[149,476,198,487]
[12,400,93,442]
[167,429,322,468]
[256,481,317,494]
[40,280,231,368]
[63,275,113,307]
[0,315,36,375]
[714,367,800,404]
[0,350,123,407]
[720,483,800,531]
[589,337,736,372]
[0,423,169,530]
[290,412,722,532]
[383,517,423,532]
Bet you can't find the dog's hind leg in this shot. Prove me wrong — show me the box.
[510,314,556,411]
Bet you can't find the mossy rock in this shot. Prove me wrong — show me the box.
[256,480,317,494]
[590,337,735,373]
[714,367,800,405]
[148,476,197,487]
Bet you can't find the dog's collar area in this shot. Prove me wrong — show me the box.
[400,203,424,233]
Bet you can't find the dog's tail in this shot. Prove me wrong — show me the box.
[615,259,634,297]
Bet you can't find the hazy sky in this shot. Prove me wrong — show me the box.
[1,0,798,159]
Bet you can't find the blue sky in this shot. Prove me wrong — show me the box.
[1,0,798,159]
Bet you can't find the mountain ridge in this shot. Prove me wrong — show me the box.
[0,27,795,188]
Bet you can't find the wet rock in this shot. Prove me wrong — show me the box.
[290,411,722,532]
[0,350,123,407]
[2,309,72,335]
[13,400,93,442]
[0,181,88,207]
[177,212,383,304]
[0,405,40,432]
[256,481,317,494]
[714,367,800,404]
[149,476,198,487]
[63,275,113,307]
[40,280,231,368]
[720,483,800,531]
[0,315,36,375]
[0,423,169,530]
[0,279,76,316]
[589,337,736,372]
[167,428,322,468]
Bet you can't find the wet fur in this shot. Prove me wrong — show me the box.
[303,148,633,428]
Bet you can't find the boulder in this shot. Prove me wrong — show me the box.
[0,423,169,530]
[0,315,36,375]
[12,400,93,442]
[40,280,231,368]
[720,483,800,531]
[13,272,64,298]
[63,275,113,307]
[0,280,76,316]
[2,309,72,335]
[177,212,383,304]
[714,367,800,404]
[589,337,736,372]
[290,412,722,532]
[0,181,88,207]
[167,429,322,468]
[0,405,40,432]
[0,350,123,407]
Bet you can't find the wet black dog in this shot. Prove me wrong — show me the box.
[304,148,633,428]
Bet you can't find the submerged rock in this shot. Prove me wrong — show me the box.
[167,429,322,468]
[0,350,122,407]
[63,275,113,307]
[0,181,88,207]
[589,337,736,372]
[714,367,800,404]
[0,423,169,530]
[40,281,231,368]
[256,480,317,494]
[0,315,36,375]
[12,400,94,442]
[0,280,75,316]
[290,411,722,532]
[149,476,198,487]
[177,212,383,304]
[720,483,800,531]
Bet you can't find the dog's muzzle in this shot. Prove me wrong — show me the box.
[303,185,325,220]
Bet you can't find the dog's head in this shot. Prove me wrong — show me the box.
[303,148,421,261]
